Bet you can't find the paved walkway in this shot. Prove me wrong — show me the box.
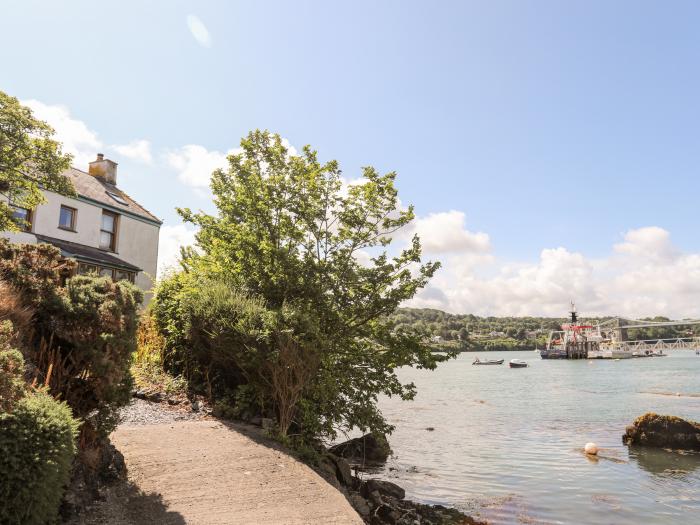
[71,401,362,525]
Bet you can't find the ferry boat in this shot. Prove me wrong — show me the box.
[540,304,633,360]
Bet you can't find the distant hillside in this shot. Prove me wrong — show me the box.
[387,308,699,352]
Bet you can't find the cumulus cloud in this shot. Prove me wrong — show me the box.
[22,99,102,167]
[111,139,153,164]
[166,144,237,189]
[157,223,198,276]
[406,226,700,319]
[187,15,212,48]
[413,211,490,254]
[167,138,299,191]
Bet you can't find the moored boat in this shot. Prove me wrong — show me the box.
[509,359,528,368]
[472,357,504,365]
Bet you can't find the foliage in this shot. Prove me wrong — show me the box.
[0,390,80,525]
[154,130,446,442]
[0,322,26,412]
[0,90,75,232]
[0,239,142,438]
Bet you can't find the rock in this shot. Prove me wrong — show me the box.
[146,391,165,403]
[349,492,371,518]
[377,503,402,524]
[329,433,392,463]
[623,413,700,450]
[191,400,201,412]
[318,456,341,488]
[249,415,263,426]
[366,479,406,500]
[133,389,148,400]
[262,417,275,430]
[425,427,435,431]
[328,454,353,487]
[167,397,180,405]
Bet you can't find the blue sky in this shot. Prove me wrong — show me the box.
[2,1,700,316]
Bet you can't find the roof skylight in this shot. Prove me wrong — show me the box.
[106,191,129,206]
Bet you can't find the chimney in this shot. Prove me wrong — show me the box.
[88,153,118,185]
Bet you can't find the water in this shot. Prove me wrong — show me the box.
[375,351,700,524]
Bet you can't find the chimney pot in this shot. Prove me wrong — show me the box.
[96,153,104,160]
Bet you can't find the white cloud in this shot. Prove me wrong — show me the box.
[22,99,102,168]
[406,226,700,318]
[613,226,678,262]
[157,223,198,276]
[167,138,298,191]
[187,15,212,48]
[413,211,490,254]
[111,139,152,164]
[166,144,237,189]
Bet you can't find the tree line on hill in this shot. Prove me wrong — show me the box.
[386,308,700,352]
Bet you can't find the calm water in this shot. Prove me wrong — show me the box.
[376,351,700,524]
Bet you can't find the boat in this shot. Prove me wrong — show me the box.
[472,357,504,365]
[509,359,528,368]
[541,303,634,360]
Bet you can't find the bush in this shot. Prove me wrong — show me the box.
[0,239,142,439]
[0,322,26,412]
[0,391,79,525]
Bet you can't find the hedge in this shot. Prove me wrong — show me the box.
[0,392,80,525]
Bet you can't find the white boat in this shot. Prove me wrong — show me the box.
[472,357,504,365]
[509,359,528,368]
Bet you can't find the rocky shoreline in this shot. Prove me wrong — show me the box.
[317,434,482,525]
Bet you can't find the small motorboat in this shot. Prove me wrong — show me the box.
[509,359,528,368]
[472,357,504,365]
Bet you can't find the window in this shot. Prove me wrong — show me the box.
[77,263,98,275]
[78,264,135,283]
[114,270,136,283]
[106,191,129,206]
[100,211,118,251]
[11,206,32,232]
[59,205,77,231]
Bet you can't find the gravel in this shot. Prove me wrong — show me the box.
[118,398,209,426]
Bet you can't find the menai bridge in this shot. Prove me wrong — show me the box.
[542,307,700,359]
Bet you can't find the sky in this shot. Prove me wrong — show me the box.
[2,0,700,317]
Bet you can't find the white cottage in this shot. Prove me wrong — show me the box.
[2,154,161,302]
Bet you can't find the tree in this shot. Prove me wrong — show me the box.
[172,130,446,440]
[0,91,75,231]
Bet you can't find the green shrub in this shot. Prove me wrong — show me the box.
[0,322,26,412]
[0,392,80,525]
[0,239,142,439]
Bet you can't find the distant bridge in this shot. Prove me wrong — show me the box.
[598,317,700,352]
[619,337,700,352]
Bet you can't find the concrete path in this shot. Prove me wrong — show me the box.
[110,419,363,525]
[68,401,362,525]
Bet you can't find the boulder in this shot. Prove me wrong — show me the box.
[366,479,406,500]
[329,433,392,463]
[349,492,371,519]
[623,413,700,450]
[328,454,353,487]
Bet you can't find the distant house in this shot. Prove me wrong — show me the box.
[1,154,161,302]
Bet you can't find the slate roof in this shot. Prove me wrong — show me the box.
[35,234,142,272]
[64,167,162,224]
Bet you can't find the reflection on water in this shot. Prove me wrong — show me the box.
[377,351,700,525]
[628,446,700,477]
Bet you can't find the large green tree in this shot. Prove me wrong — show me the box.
[0,91,75,231]
[173,130,446,439]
